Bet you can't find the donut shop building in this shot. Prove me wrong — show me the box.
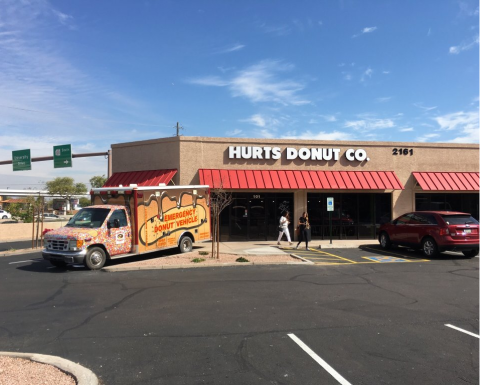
[105,136,479,241]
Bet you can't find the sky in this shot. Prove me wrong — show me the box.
[0,0,478,190]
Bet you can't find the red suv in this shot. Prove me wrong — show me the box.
[378,211,479,258]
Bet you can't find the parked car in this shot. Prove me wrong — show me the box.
[378,211,479,258]
[35,213,66,221]
[0,209,11,219]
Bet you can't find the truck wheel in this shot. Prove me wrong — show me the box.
[179,236,193,253]
[379,232,391,249]
[421,237,438,258]
[462,249,479,258]
[84,247,106,270]
[50,260,66,268]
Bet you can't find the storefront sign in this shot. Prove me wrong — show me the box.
[228,146,369,162]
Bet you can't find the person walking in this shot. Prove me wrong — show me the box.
[277,211,292,245]
[295,212,311,250]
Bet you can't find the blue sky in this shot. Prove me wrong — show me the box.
[0,0,478,189]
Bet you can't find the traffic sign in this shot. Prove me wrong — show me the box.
[327,197,334,211]
[12,149,31,171]
[54,144,72,168]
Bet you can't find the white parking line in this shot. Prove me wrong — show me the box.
[8,259,41,264]
[445,324,480,339]
[288,333,352,385]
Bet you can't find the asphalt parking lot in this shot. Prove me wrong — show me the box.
[0,248,478,384]
[283,244,452,265]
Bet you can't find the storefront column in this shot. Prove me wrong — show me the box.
[294,190,307,239]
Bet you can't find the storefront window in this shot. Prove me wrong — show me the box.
[415,193,479,220]
[308,193,391,240]
[220,193,294,241]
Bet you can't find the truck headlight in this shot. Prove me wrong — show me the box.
[69,240,84,251]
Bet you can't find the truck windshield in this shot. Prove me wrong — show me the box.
[66,208,110,228]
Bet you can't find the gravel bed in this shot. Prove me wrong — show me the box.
[117,250,302,268]
[0,356,76,385]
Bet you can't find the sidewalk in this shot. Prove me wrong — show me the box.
[0,239,377,258]
[213,239,376,255]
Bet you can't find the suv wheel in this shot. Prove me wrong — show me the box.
[462,249,479,258]
[379,232,392,249]
[421,237,438,258]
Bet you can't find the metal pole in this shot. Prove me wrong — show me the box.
[329,212,332,245]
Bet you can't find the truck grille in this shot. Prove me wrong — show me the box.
[46,240,68,251]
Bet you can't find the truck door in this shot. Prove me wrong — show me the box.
[107,209,132,256]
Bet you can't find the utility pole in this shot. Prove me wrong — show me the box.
[175,122,183,136]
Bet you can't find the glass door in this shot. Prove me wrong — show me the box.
[248,196,266,240]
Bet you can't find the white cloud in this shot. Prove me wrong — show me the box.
[376,97,392,103]
[190,60,310,106]
[217,44,245,54]
[360,68,373,82]
[449,35,479,54]
[226,129,243,136]
[352,26,377,38]
[399,127,414,132]
[413,103,437,111]
[344,118,395,131]
[433,110,479,143]
[281,130,354,141]
[243,114,266,127]
[416,133,440,142]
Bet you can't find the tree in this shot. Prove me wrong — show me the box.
[90,175,107,188]
[79,197,92,207]
[209,186,233,259]
[45,177,87,213]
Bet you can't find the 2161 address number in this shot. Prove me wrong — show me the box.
[392,148,413,156]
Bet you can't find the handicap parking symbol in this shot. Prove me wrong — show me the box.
[364,256,409,263]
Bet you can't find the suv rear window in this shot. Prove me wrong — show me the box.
[441,215,479,225]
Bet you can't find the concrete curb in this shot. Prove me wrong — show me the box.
[0,352,99,385]
[103,259,308,272]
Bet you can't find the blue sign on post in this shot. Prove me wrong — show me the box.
[327,197,334,211]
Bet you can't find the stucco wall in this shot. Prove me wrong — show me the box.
[0,221,67,242]
[110,136,479,219]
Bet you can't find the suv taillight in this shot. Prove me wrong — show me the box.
[439,228,450,236]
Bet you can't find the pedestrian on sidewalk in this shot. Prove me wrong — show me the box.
[277,211,292,245]
[295,212,311,250]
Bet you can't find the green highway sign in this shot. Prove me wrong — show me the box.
[12,149,31,171]
[54,144,72,168]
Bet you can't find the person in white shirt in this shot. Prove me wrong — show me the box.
[277,211,292,245]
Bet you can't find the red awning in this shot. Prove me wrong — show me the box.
[413,172,479,191]
[199,169,404,190]
[103,169,177,187]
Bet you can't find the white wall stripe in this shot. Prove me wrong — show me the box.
[288,333,353,385]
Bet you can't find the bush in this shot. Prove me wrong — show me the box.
[236,257,249,263]
[191,258,206,263]
[198,251,209,256]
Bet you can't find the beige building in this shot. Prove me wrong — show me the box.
[107,136,479,241]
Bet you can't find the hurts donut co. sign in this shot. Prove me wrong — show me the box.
[228,146,370,162]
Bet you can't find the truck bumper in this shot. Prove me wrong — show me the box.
[42,249,87,265]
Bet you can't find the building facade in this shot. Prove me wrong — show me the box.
[107,136,479,241]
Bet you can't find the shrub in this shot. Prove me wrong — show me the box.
[236,257,249,263]
[191,258,206,263]
[198,251,209,256]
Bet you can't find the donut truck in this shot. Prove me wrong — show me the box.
[42,184,211,270]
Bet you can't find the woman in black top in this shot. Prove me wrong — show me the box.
[295,212,310,250]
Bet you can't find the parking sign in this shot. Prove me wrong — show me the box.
[327,197,334,211]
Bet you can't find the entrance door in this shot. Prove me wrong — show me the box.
[230,198,248,240]
[248,197,266,240]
